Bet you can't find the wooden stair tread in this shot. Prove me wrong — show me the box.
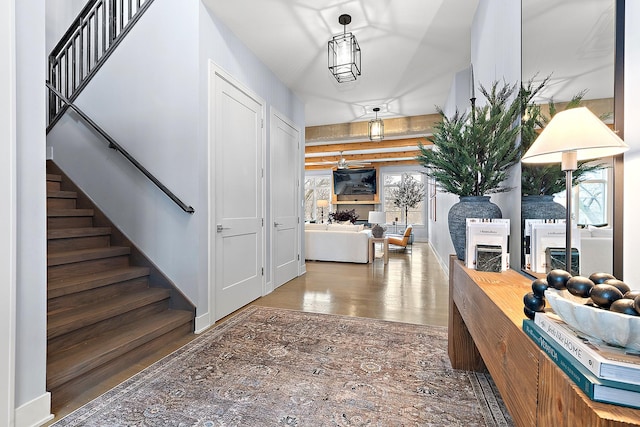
[47,309,193,389]
[48,208,94,217]
[48,227,111,240]
[48,288,171,339]
[48,246,130,266]
[48,266,150,299]
[47,190,77,199]
[47,174,62,182]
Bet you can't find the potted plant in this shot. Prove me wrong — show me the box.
[391,173,425,227]
[416,80,521,260]
[328,209,359,224]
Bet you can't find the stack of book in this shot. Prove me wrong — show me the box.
[523,311,640,409]
[465,218,510,272]
[524,219,581,274]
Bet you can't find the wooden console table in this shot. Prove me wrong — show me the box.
[448,255,640,426]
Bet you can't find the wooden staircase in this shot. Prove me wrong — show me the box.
[46,162,195,409]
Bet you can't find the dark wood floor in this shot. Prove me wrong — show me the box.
[47,242,448,423]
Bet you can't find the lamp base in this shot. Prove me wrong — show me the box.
[372,224,384,238]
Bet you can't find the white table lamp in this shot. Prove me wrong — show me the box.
[368,211,386,238]
[317,199,329,223]
[521,107,628,273]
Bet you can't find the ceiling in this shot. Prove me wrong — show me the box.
[202,0,479,128]
[202,0,615,170]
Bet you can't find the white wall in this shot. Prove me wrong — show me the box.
[45,0,86,54]
[471,0,522,271]
[46,0,304,329]
[14,0,52,425]
[1,2,17,425]
[623,2,640,282]
[428,0,522,274]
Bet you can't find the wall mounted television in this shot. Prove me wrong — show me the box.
[333,168,377,195]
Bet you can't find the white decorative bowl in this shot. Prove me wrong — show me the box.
[544,288,640,351]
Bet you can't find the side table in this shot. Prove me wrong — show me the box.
[369,237,389,264]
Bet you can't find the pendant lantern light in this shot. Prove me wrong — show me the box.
[328,14,361,83]
[368,107,384,141]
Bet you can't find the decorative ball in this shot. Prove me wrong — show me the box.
[524,292,545,312]
[531,279,549,298]
[635,295,640,313]
[524,306,537,320]
[624,290,640,300]
[547,269,572,290]
[604,279,631,295]
[610,299,640,316]
[588,272,615,284]
[566,276,595,298]
[590,284,624,309]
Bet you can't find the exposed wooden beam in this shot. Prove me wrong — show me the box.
[305,114,440,143]
[305,159,423,171]
[305,137,431,154]
[305,150,421,163]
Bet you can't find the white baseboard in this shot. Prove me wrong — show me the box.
[264,280,273,295]
[15,392,53,427]
[194,312,211,334]
[429,241,450,277]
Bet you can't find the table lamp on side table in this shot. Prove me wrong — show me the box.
[368,211,386,238]
[522,107,628,274]
[317,199,329,223]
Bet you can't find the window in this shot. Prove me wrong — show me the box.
[304,175,331,222]
[382,172,425,226]
[553,162,612,226]
[575,168,609,225]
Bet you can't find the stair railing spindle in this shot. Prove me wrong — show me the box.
[48,0,156,126]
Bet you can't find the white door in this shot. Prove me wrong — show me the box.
[211,68,264,321]
[271,110,300,288]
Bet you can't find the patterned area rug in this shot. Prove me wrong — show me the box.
[52,307,513,426]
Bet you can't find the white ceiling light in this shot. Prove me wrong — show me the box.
[327,14,361,83]
[368,107,384,141]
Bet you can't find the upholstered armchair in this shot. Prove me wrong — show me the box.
[387,225,413,252]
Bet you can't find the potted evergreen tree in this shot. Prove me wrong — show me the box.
[416,81,521,260]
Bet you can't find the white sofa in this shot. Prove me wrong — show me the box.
[580,226,613,275]
[305,223,371,263]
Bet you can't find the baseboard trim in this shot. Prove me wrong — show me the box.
[194,313,211,334]
[15,392,53,427]
[429,241,450,277]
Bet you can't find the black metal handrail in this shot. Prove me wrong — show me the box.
[46,81,194,214]
[48,0,155,128]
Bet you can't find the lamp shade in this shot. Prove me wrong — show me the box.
[522,107,628,165]
[368,211,386,224]
[317,199,329,208]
